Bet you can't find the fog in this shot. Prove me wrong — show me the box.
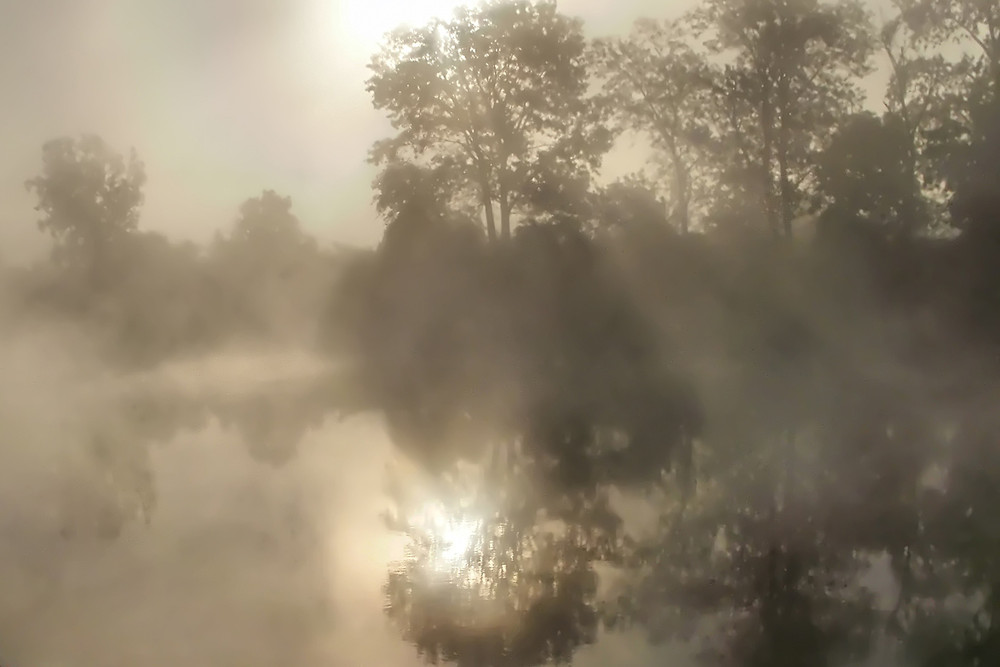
[3,0,1000,666]
[0,322,687,666]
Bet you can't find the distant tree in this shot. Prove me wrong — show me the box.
[209,190,332,343]
[216,189,316,261]
[102,231,217,365]
[593,175,671,231]
[879,14,970,223]
[945,94,1000,230]
[367,0,610,241]
[25,135,146,287]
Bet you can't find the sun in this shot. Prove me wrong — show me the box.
[334,0,462,52]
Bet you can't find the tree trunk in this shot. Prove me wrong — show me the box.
[669,144,691,234]
[477,157,502,243]
[900,141,919,237]
[499,183,511,240]
[760,80,779,237]
[479,168,498,242]
[483,199,497,242]
[777,84,794,239]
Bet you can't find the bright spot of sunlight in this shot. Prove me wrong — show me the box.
[414,501,481,568]
[335,0,462,52]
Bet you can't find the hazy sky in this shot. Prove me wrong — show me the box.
[0,0,698,261]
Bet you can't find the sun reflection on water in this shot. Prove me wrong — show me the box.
[410,501,482,572]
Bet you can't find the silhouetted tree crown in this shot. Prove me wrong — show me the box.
[367,0,611,241]
[25,135,146,287]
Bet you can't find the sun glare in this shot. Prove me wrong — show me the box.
[415,502,481,568]
[336,0,462,52]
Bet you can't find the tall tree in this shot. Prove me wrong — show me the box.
[876,5,988,234]
[694,0,873,237]
[367,0,609,241]
[25,135,146,287]
[896,0,1000,92]
[593,17,715,233]
[894,0,1000,231]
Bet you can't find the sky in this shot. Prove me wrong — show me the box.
[0,0,699,262]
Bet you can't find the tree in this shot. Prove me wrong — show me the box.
[217,189,315,258]
[886,0,1000,234]
[594,175,672,231]
[693,0,874,237]
[593,17,715,233]
[816,112,929,233]
[875,5,992,235]
[896,0,1000,93]
[25,135,146,287]
[367,0,610,241]
[210,190,330,343]
[336,4,1000,667]
[374,161,470,224]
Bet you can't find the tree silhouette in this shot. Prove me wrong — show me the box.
[383,463,614,667]
[816,112,928,233]
[593,17,716,233]
[693,0,874,236]
[25,135,146,289]
[209,190,333,344]
[367,0,610,241]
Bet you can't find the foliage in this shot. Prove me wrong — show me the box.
[25,135,146,286]
[693,0,875,236]
[367,0,611,240]
[816,112,929,233]
[593,17,716,233]
[209,189,334,344]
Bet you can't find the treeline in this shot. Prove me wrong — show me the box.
[3,136,351,367]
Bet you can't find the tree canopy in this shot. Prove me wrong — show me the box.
[367,0,610,240]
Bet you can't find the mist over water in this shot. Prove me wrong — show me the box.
[0,328,691,666]
[0,323,411,666]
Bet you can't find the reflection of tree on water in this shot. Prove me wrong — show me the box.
[350,208,701,665]
[55,370,348,541]
[346,193,702,664]
[58,431,157,541]
[384,457,615,667]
